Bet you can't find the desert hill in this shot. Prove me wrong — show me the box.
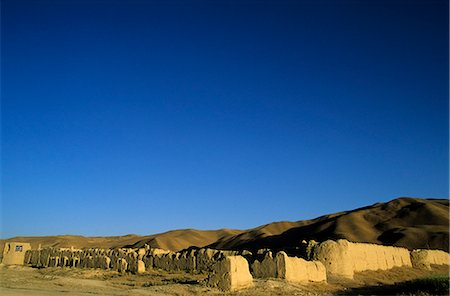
[0,234,143,254]
[1,197,448,253]
[122,228,243,250]
[0,229,244,254]
[208,197,449,252]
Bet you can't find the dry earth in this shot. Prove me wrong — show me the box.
[0,264,448,295]
[1,197,449,295]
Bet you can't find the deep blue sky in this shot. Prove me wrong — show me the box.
[1,0,448,238]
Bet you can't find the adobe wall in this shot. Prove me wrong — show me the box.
[208,255,254,291]
[2,242,32,265]
[309,239,412,279]
[410,249,450,270]
[276,251,327,283]
[23,246,255,291]
[251,251,277,278]
[20,239,449,290]
[251,250,326,283]
[23,246,245,275]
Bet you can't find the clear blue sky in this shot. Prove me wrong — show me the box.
[1,0,448,238]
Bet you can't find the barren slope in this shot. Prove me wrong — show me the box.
[2,197,448,253]
[122,228,244,251]
[0,229,244,253]
[208,197,449,252]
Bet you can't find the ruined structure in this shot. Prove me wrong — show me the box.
[410,249,450,270]
[308,239,412,279]
[2,239,448,291]
[22,246,244,275]
[252,251,326,283]
[208,255,254,291]
[2,242,32,265]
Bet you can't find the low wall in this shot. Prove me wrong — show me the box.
[252,251,277,278]
[208,255,254,291]
[251,251,326,283]
[18,239,450,288]
[24,246,245,275]
[276,252,326,283]
[309,239,412,279]
[410,249,450,270]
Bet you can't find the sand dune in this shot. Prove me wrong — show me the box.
[1,197,448,253]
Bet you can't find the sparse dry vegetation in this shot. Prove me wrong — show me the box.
[1,264,449,295]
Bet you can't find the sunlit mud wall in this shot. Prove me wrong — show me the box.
[251,250,326,283]
[20,239,450,284]
[309,239,412,278]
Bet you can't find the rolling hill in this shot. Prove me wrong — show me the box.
[207,197,449,252]
[1,197,448,253]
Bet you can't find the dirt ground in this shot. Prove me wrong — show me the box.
[0,264,448,295]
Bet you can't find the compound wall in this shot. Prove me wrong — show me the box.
[208,255,254,291]
[410,249,450,270]
[309,239,412,279]
[251,251,326,283]
[23,246,245,275]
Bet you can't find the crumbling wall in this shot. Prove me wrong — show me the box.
[24,246,228,275]
[251,251,326,283]
[195,248,219,272]
[208,255,253,291]
[348,242,411,272]
[276,251,326,283]
[310,239,412,279]
[153,252,176,271]
[2,242,32,265]
[251,251,277,278]
[24,239,448,287]
[410,249,450,270]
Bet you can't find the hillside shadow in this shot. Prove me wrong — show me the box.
[206,198,450,254]
[337,276,450,295]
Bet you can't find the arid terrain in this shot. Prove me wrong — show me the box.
[1,197,448,253]
[1,197,449,295]
[1,264,449,295]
